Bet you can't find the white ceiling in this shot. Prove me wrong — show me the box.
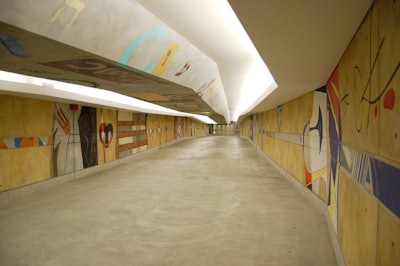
[137,0,373,119]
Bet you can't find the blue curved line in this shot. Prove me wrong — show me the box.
[142,62,156,72]
[118,28,168,70]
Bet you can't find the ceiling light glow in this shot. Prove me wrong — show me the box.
[0,70,216,124]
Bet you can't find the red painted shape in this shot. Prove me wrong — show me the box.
[304,161,312,185]
[0,139,7,149]
[383,88,395,110]
[374,105,378,117]
[175,62,190,76]
[100,123,105,145]
[70,104,79,110]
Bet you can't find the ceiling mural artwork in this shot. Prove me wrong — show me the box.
[0,0,230,123]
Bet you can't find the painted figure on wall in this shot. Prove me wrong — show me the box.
[52,103,84,176]
[98,109,115,163]
[52,103,100,177]
[78,106,98,168]
[174,116,182,138]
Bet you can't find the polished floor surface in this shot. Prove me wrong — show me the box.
[0,136,336,265]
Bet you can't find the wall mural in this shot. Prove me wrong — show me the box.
[339,0,399,159]
[303,89,328,200]
[326,0,400,234]
[52,103,98,177]
[326,67,341,233]
[78,106,98,168]
[97,109,116,164]
[118,27,169,72]
[174,116,183,139]
[50,0,86,28]
[116,111,147,159]
[0,33,28,57]
[0,136,51,149]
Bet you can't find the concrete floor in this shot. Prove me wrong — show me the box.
[0,136,337,265]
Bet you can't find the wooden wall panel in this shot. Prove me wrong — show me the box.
[146,114,159,149]
[376,203,400,265]
[377,0,400,162]
[338,3,380,154]
[0,146,51,191]
[338,168,378,266]
[0,95,52,191]
[264,108,278,132]
[0,95,52,137]
[166,116,175,142]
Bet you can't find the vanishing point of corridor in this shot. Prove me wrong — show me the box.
[0,136,336,265]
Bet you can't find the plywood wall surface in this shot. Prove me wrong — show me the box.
[0,146,51,191]
[338,0,400,163]
[166,116,175,142]
[0,95,52,191]
[377,0,400,162]
[338,169,378,266]
[376,203,400,265]
[241,90,327,199]
[338,4,380,155]
[0,95,52,137]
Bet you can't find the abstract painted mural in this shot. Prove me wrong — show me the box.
[52,103,98,177]
[303,89,328,200]
[116,111,147,158]
[97,109,116,164]
[174,117,183,139]
[326,67,341,234]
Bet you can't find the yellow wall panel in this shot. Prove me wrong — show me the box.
[159,115,167,145]
[166,116,175,142]
[0,146,51,191]
[338,5,379,154]
[146,114,159,148]
[338,168,378,266]
[0,95,52,137]
[289,143,306,184]
[293,92,314,134]
[146,115,206,149]
[376,203,400,265]
[264,109,278,132]
[378,0,400,162]
[279,104,290,133]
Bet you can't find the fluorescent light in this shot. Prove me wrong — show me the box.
[0,70,216,124]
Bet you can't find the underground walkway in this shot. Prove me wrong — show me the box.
[0,136,337,265]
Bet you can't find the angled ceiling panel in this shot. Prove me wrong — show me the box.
[0,22,226,123]
[0,0,229,122]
